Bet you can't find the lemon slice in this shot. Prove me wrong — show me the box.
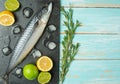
[0,10,15,26]
[36,56,53,71]
[4,0,20,11]
[38,72,51,84]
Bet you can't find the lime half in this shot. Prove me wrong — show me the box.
[38,72,52,84]
[4,0,20,11]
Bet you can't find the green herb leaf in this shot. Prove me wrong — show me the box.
[60,7,81,84]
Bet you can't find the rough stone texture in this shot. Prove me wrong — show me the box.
[0,0,60,84]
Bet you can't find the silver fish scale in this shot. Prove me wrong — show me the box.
[7,17,38,72]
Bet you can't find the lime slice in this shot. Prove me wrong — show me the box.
[38,72,52,84]
[23,64,39,80]
[4,0,20,11]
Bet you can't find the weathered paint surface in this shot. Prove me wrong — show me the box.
[60,34,120,59]
[64,60,120,84]
[61,0,120,6]
[61,8,120,33]
[61,0,120,84]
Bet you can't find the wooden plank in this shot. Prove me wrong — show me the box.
[60,35,120,59]
[63,60,120,84]
[61,8,120,33]
[63,4,120,8]
[61,0,120,6]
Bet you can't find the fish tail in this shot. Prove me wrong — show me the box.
[0,74,8,84]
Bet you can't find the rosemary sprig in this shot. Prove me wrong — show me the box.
[60,7,82,84]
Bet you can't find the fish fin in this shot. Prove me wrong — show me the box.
[0,74,8,84]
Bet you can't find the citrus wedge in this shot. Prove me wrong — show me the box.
[36,56,53,71]
[0,10,15,26]
[38,72,51,84]
[4,0,20,11]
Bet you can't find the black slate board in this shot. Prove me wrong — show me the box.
[0,0,60,84]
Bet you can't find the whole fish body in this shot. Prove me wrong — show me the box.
[0,2,53,84]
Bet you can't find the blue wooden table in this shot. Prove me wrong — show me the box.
[61,0,120,84]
